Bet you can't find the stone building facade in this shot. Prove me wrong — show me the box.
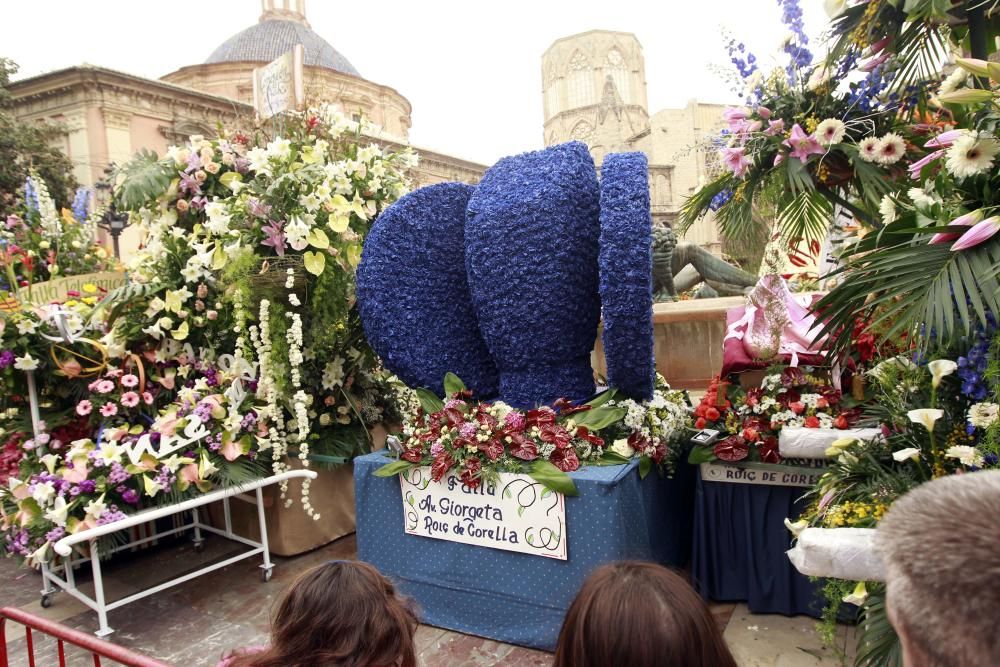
[542,30,726,253]
[7,0,486,258]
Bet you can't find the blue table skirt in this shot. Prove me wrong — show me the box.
[691,467,823,617]
[354,453,694,650]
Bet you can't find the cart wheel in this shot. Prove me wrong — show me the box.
[192,541,205,553]
[260,568,273,583]
[40,594,53,609]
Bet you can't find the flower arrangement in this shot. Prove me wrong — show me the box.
[690,366,861,464]
[376,373,691,494]
[1,175,112,294]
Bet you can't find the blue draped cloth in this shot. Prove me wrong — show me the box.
[354,453,695,650]
[691,467,823,617]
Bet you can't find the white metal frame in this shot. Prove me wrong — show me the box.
[39,470,317,637]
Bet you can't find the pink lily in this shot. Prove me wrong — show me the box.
[908,150,945,179]
[951,216,1000,251]
[722,107,749,132]
[765,118,786,136]
[774,152,785,167]
[924,130,963,148]
[757,106,772,120]
[860,51,891,72]
[868,36,891,55]
[722,146,752,177]
[929,210,983,244]
[783,124,826,162]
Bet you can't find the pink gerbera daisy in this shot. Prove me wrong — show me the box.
[76,400,93,416]
[121,374,139,388]
[100,403,119,417]
[121,391,140,408]
[142,391,155,405]
[95,380,115,394]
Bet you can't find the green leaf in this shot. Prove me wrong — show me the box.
[517,505,525,517]
[212,244,228,270]
[528,460,578,496]
[415,387,444,414]
[527,535,535,545]
[687,446,717,464]
[638,456,653,479]
[585,388,617,408]
[442,372,466,396]
[303,251,326,276]
[503,487,512,499]
[540,487,553,499]
[598,451,630,465]
[307,228,330,249]
[572,406,627,431]
[374,460,415,477]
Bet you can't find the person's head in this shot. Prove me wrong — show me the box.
[226,560,418,667]
[875,471,1000,667]
[553,561,736,667]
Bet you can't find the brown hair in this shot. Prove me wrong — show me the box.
[225,560,418,667]
[553,561,736,667]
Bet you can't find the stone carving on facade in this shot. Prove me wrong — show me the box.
[652,225,757,300]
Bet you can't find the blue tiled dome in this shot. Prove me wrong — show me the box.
[206,19,360,77]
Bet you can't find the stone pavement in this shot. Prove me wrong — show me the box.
[0,533,852,666]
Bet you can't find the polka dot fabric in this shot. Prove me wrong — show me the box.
[356,183,500,398]
[354,453,695,650]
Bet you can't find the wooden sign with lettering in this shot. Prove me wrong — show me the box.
[5,272,127,307]
[399,467,568,560]
[253,45,304,120]
[700,460,828,488]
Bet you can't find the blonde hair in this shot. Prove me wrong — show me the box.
[874,471,1000,667]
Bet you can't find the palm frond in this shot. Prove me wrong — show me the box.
[815,231,1000,354]
[89,281,167,324]
[678,174,735,235]
[855,589,903,667]
[777,189,833,248]
[113,149,174,212]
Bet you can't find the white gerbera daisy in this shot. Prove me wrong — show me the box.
[879,195,897,225]
[858,136,880,163]
[945,133,1000,179]
[875,133,906,165]
[968,402,999,429]
[815,118,847,146]
[908,187,941,209]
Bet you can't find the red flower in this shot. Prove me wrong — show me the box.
[477,438,504,461]
[525,408,557,427]
[576,426,604,448]
[833,414,849,430]
[705,407,721,422]
[742,427,760,443]
[549,446,580,472]
[650,441,668,464]
[815,397,829,409]
[758,436,781,464]
[552,397,592,417]
[855,332,876,362]
[401,446,424,463]
[430,452,455,482]
[460,457,482,488]
[714,436,749,462]
[804,416,821,428]
[539,424,572,449]
[628,431,650,456]
[507,432,539,461]
[306,115,320,130]
[789,402,806,415]
[781,367,805,387]
[694,417,707,430]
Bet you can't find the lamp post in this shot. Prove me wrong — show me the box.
[94,164,130,260]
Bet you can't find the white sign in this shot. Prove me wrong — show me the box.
[700,460,827,488]
[252,45,304,119]
[399,467,567,560]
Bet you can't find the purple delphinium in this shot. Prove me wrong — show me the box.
[777,0,813,79]
[71,187,91,222]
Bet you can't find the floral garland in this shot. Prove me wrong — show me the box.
[377,373,691,493]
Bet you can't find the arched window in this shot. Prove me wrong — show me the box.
[567,52,595,108]
[544,65,561,116]
[605,48,630,103]
[570,120,594,144]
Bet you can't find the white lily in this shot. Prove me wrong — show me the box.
[44,495,69,527]
[907,408,944,433]
[84,494,107,521]
[927,359,958,388]
[39,453,61,474]
[892,448,921,463]
[784,518,808,537]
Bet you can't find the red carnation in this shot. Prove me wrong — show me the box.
[815,397,829,409]
[705,407,721,422]
[714,436,749,462]
[695,417,707,430]
[549,446,580,472]
[789,402,806,415]
[833,414,849,430]
[804,416,820,428]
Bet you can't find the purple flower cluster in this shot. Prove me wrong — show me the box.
[848,66,894,112]
[709,189,735,212]
[71,187,90,222]
[23,177,39,212]
[96,505,128,526]
[726,39,758,79]
[108,462,130,484]
[958,321,995,401]
[0,350,15,369]
[777,0,813,76]
[154,465,176,490]
[240,411,258,432]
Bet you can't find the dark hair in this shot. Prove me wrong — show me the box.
[225,560,418,667]
[553,561,736,667]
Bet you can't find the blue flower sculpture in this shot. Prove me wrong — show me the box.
[356,183,500,398]
[599,152,654,400]
[465,142,601,407]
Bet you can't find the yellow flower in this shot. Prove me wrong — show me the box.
[82,283,98,294]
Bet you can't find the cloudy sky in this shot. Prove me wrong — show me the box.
[2,0,829,165]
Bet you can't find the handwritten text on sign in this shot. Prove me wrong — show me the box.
[399,467,567,560]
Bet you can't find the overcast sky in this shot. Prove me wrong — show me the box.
[2,0,829,165]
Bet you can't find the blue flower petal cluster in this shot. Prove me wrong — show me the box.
[598,152,654,401]
[466,142,601,407]
[356,183,500,398]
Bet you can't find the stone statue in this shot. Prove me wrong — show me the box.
[651,225,758,300]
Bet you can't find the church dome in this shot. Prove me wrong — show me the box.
[206,5,360,77]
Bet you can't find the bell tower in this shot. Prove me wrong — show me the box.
[260,0,309,26]
[541,31,650,163]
